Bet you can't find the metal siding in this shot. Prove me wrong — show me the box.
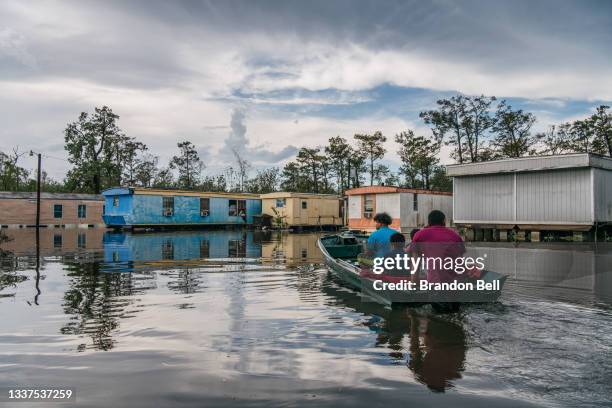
[516,168,591,223]
[375,193,400,218]
[399,193,415,229]
[104,194,133,220]
[453,174,514,222]
[348,195,361,219]
[594,168,612,222]
[118,194,259,226]
[424,194,454,226]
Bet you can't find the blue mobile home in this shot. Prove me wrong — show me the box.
[102,187,262,228]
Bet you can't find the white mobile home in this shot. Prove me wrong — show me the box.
[447,154,612,232]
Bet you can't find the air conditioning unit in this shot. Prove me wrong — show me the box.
[364,212,373,219]
[163,209,173,217]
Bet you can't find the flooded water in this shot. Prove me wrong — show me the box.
[1,229,611,407]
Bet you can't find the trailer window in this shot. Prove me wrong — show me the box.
[113,195,119,207]
[229,200,247,216]
[275,198,285,208]
[162,197,174,217]
[413,194,418,211]
[53,204,63,219]
[363,195,374,217]
[301,200,307,209]
[200,198,210,216]
[78,204,87,218]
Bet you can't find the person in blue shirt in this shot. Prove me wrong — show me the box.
[366,212,399,257]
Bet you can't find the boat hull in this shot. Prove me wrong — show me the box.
[318,235,507,308]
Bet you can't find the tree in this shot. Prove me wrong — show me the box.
[296,147,323,193]
[246,167,280,193]
[152,166,174,188]
[589,105,612,157]
[491,101,537,158]
[64,106,128,193]
[420,95,496,163]
[395,130,440,189]
[201,174,227,192]
[133,154,159,187]
[169,141,204,189]
[325,136,351,193]
[346,146,367,189]
[537,125,572,155]
[121,140,148,185]
[280,162,301,192]
[354,131,386,185]
[0,148,29,191]
[568,119,599,154]
[372,164,390,185]
[429,166,453,192]
[231,148,251,192]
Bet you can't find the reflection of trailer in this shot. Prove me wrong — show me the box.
[102,230,262,265]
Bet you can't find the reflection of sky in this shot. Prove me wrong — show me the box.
[2,233,612,406]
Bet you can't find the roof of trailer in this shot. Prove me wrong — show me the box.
[446,153,612,176]
[0,191,104,201]
[260,192,340,199]
[102,187,260,199]
[344,186,452,196]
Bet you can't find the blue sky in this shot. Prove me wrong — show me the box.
[1,0,611,179]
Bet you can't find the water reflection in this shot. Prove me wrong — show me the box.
[1,230,612,407]
[322,278,466,392]
[467,242,612,303]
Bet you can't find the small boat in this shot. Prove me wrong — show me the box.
[317,233,508,308]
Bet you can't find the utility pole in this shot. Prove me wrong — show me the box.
[36,153,41,227]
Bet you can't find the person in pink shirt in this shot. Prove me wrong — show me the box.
[408,210,465,284]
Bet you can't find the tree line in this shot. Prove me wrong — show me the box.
[1,97,611,195]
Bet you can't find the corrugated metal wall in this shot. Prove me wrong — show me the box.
[454,174,514,222]
[454,168,595,225]
[516,169,591,223]
[594,168,612,222]
[398,192,453,229]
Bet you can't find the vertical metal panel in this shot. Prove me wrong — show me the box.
[594,168,612,222]
[516,168,591,223]
[426,194,454,225]
[348,195,361,219]
[453,174,514,222]
[375,193,400,218]
[398,193,453,229]
[399,193,415,229]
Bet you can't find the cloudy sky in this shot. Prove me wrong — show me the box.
[1,0,611,179]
